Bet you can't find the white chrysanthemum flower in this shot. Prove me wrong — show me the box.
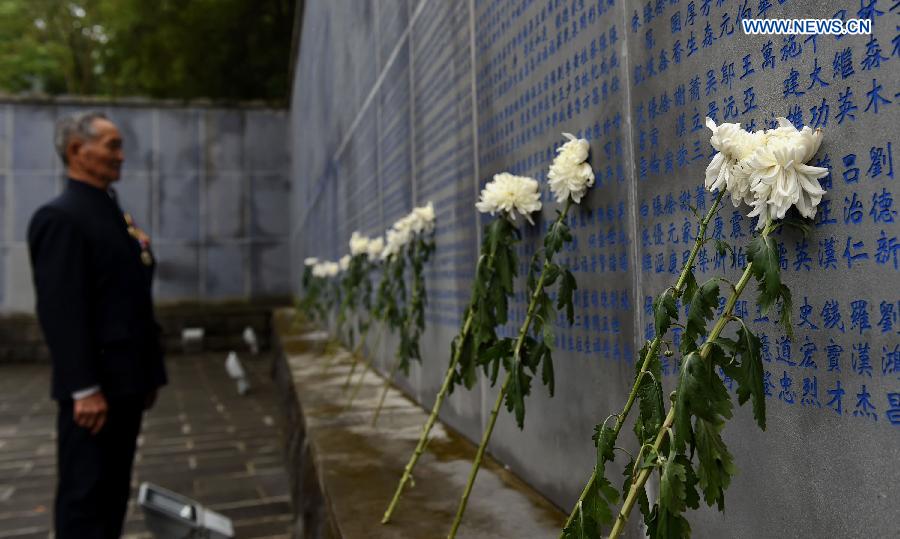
[705,118,766,207]
[475,172,542,224]
[548,133,595,204]
[367,237,384,261]
[304,257,319,267]
[349,231,370,256]
[312,263,327,278]
[410,202,436,235]
[745,118,828,228]
[382,219,412,260]
[328,262,341,277]
[339,255,351,272]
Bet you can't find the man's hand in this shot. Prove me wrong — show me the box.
[144,389,158,410]
[74,392,107,435]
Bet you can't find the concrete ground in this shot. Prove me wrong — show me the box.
[0,354,293,538]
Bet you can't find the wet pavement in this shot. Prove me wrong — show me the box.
[0,353,293,538]
[273,315,567,539]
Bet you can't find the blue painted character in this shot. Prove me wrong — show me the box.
[799,337,818,369]
[864,78,892,114]
[850,300,872,334]
[886,392,900,426]
[818,237,838,269]
[852,384,878,420]
[877,300,896,333]
[875,230,900,269]
[843,236,869,268]
[826,380,845,415]
[852,342,873,377]
[827,339,844,372]
[779,371,796,404]
[801,376,822,407]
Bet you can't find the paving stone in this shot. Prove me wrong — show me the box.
[0,354,292,538]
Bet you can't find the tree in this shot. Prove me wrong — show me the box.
[0,0,295,101]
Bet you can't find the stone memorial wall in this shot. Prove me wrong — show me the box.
[288,1,898,536]
[0,99,290,313]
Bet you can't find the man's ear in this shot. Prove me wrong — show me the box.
[65,138,82,163]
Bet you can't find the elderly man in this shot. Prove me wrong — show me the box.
[27,111,167,538]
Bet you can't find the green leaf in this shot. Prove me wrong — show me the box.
[589,474,620,527]
[777,284,794,338]
[678,454,702,510]
[685,279,720,345]
[521,337,542,369]
[639,447,660,470]
[653,288,678,336]
[673,352,733,451]
[633,341,664,444]
[725,324,767,430]
[543,262,561,287]
[747,234,782,313]
[648,505,691,539]
[505,361,532,429]
[544,215,573,256]
[652,448,694,539]
[715,238,732,258]
[592,425,616,466]
[659,448,687,512]
[778,214,815,238]
[634,373,665,445]
[541,346,555,397]
[682,270,699,307]
[558,269,578,324]
[694,417,736,510]
[562,473,618,539]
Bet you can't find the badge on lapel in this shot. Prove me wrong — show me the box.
[123,213,154,266]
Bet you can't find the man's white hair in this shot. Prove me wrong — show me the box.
[54,111,108,165]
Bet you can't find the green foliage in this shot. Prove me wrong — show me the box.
[681,270,699,307]
[747,233,795,337]
[683,279,720,354]
[746,235,781,311]
[564,195,793,539]
[0,0,293,100]
[653,288,677,337]
[337,254,370,336]
[557,269,578,325]
[451,217,519,393]
[693,417,735,510]
[673,352,733,452]
[544,212,572,256]
[397,234,435,374]
[649,451,697,539]
[632,342,664,445]
[502,205,580,429]
[561,425,619,538]
[717,324,767,430]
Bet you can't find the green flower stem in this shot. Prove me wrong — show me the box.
[447,368,511,539]
[560,190,725,534]
[448,201,573,538]
[370,352,404,427]
[342,324,370,389]
[608,222,775,539]
[346,324,384,409]
[345,358,373,408]
[381,309,475,524]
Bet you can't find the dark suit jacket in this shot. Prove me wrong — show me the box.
[28,179,167,400]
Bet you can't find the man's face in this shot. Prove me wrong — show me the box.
[68,119,124,185]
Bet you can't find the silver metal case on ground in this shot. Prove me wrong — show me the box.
[138,482,234,539]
